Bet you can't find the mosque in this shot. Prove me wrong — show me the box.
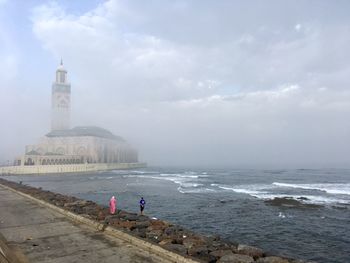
[14,61,139,167]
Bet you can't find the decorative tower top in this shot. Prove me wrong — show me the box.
[56,59,67,84]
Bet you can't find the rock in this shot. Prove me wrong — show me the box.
[117,220,136,230]
[159,239,175,246]
[257,256,290,263]
[162,234,183,245]
[187,245,209,257]
[137,215,150,222]
[134,221,150,229]
[133,228,147,238]
[209,249,234,259]
[97,211,106,221]
[237,244,264,259]
[164,225,184,236]
[183,237,206,249]
[146,230,163,242]
[264,197,321,209]
[218,253,255,263]
[123,214,139,221]
[197,254,217,263]
[148,220,169,231]
[163,244,187,256]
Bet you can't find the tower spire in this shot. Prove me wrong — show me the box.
[60,58,63,66]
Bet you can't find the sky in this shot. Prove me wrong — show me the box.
[0,0,350,168]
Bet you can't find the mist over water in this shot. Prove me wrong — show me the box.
[5,168,350,263]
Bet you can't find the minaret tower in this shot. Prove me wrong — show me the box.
[51,59,71,131]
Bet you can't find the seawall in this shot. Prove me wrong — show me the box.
[0,162,146,175]
[0,178,310,263]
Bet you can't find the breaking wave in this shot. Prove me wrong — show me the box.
[272,182,350,195]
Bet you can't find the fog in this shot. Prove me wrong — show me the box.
[0,0,350,168]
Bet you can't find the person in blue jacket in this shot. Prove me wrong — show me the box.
[139,197,146,215]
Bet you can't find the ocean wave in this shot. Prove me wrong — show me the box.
[217,185,268,196]
[178,187,218,194]
[213,183,349,205]
[160,173,199,179]
[272,182,350,195]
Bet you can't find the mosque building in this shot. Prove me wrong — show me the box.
[14,61,138,167]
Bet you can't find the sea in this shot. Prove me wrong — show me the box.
[3,168,350,263]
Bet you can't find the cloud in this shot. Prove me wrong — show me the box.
[1,0,349,167]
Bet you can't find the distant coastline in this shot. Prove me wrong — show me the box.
[0,162,147,175]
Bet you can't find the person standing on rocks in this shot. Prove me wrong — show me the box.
[139,197,146,215]
[109,196,116,214]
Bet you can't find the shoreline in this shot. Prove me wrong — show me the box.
[0,162,147,175]
[0,178,312,263]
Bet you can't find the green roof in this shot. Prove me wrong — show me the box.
[46,126,125,141]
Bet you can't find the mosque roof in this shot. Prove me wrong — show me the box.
[46,126,125,141]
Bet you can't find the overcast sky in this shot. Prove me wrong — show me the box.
[0,0,350,168]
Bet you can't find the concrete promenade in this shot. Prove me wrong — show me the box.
[0,185,171,263]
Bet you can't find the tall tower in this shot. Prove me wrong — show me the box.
[51,60,71,131]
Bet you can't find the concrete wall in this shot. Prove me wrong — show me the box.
[0,162,147,175]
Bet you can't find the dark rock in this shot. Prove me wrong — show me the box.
[297,197,309,201]
[158,238,175,246]
[265,197,321,208]
[137,215,150,222]
[133,228,147,238]
[134,221,150,229]
[183,237,206,249]
[209,249,234,259]
[237,244,264,259]
[164,225,184,236]
[187,245,209,257]
[256,256,290,263]
[163,244,187,256]
[97,211,106,221]
[123,214,139,221]
[148,219,169,231]
[146,230,163,242]
[218,253,255,263]
[197,253,217,263]
[118,220,136,230]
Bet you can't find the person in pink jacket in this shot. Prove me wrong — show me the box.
[109,196,116,214]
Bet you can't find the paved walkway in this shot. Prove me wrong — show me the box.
[0,185,171,263]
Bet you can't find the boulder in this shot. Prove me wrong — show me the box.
[133,228,147,238]
[187,245,209,257]
[264,197,321,208]
[183,237,206,249]
[208,241,234,252]
[117,220,136,230]
[148,220,169,231]
[218,254,255,263]
[146,229,163,242]
[137,215,150,222]
[209,249,234,259]
[256,256,290,263]
[237,244,264,259]
[159,238,175,246]
[134,221,150,229]
[123,214,139,221]
[97,211,106,221]
[163,244,187,256]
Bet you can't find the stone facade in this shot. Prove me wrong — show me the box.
[14,62,139,167]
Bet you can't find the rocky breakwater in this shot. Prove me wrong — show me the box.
[0,178,315,263]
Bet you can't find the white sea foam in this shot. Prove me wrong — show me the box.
[217,185,268,196]
[214,183,349,205]
[278,212,286,218]
[272,182,350,195]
